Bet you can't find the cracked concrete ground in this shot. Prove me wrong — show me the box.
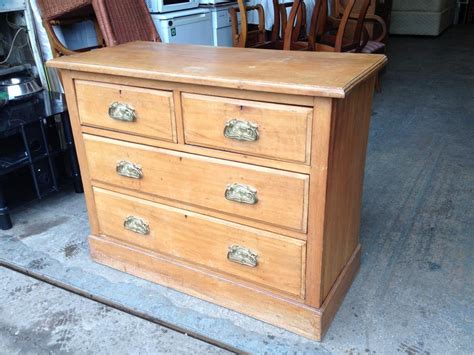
[0,267,230,354]
[0,26,473,353]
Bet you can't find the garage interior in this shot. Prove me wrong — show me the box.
[0,1,473,354]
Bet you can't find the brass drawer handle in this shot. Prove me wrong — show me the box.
[224,119,259,142]
[109,102,136,122]
[124,216,150,235]
[116,160,143,179]
[227,245,258,267]
[225,183,258,205]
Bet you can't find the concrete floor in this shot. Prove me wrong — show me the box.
[1,26,473,353]
[0,267,230,354]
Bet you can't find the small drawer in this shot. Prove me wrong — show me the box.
[182,93,313,164]
[83,134,309,233]
[75,80,176,142]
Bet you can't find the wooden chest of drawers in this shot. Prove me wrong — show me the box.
[49,42,386,340]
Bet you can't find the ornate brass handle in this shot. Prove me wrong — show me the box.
[108,102,136,122]
[223,119,259,142]
[116,160,143,179]
[225,183,258,205]
[227,245,258,267]
[123,216,150,235]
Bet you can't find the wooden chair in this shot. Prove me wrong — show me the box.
[270,0,281,42]
[36,0,103,57]
[330,0,387,54]
[269,0,308,46]
[360,14,387,54]
[334,0,388,90]
[333,0,392,41]
[282,0,327,51]
[229,0,309,49]
[359,14,387,91]
[92,0,160,47]
[316,0,371,52]
[279,1,308,42]
[229,1,273,48]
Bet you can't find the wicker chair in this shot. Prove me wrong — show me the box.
[35,0,103,57]
[92,0,160,47]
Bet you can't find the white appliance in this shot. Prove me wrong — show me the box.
[146,0,199,14]
[204,3,239,47]
[199,0,234,5]
[152,8,213,45]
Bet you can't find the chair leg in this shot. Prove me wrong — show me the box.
[375,73,382,92]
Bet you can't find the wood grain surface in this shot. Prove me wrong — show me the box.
[76,80,176,142]
[48,41,387,98]
[89,235,360,340]
[320,76,375,299]
[94,187,306,298]
[182,93,313,164]
[49,44,383,340]
[83,134,309,233]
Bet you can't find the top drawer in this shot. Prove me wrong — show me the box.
[75,80,176,142]
[182,93,313,164]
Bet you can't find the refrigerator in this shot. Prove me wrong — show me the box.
[204,2,239,47]
[151,8,213,45]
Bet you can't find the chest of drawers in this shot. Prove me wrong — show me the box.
[49,42,386,340]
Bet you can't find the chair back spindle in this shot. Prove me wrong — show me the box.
[312,0,370,52]
[280,1,307,42]
[335,0,370,52]
[229,0,266,48]
[283,0,324,50]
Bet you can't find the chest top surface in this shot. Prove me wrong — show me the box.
[48,42,387,98]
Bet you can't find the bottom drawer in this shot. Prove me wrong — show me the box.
[93,187,306,298]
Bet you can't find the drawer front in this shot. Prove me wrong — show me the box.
[182,93,313,164]
[76,80,176,142]
[84,135,309,232]
[94,188,306,297]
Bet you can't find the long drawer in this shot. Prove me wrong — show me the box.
[94,187,306,297]
[83,134,309,232]
[182,93,313,164]
[76,80,176,142]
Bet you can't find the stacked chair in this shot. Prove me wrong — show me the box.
[229,0,309,49]
[314,0,371,52]
[37,0,387,92]
[230,0,389,54]
[92,0,160,46]
[229,0,388,90]
[229,3,270,48]
[35,0,102,57]
[36,0,160,57]
[278,0,308,44]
